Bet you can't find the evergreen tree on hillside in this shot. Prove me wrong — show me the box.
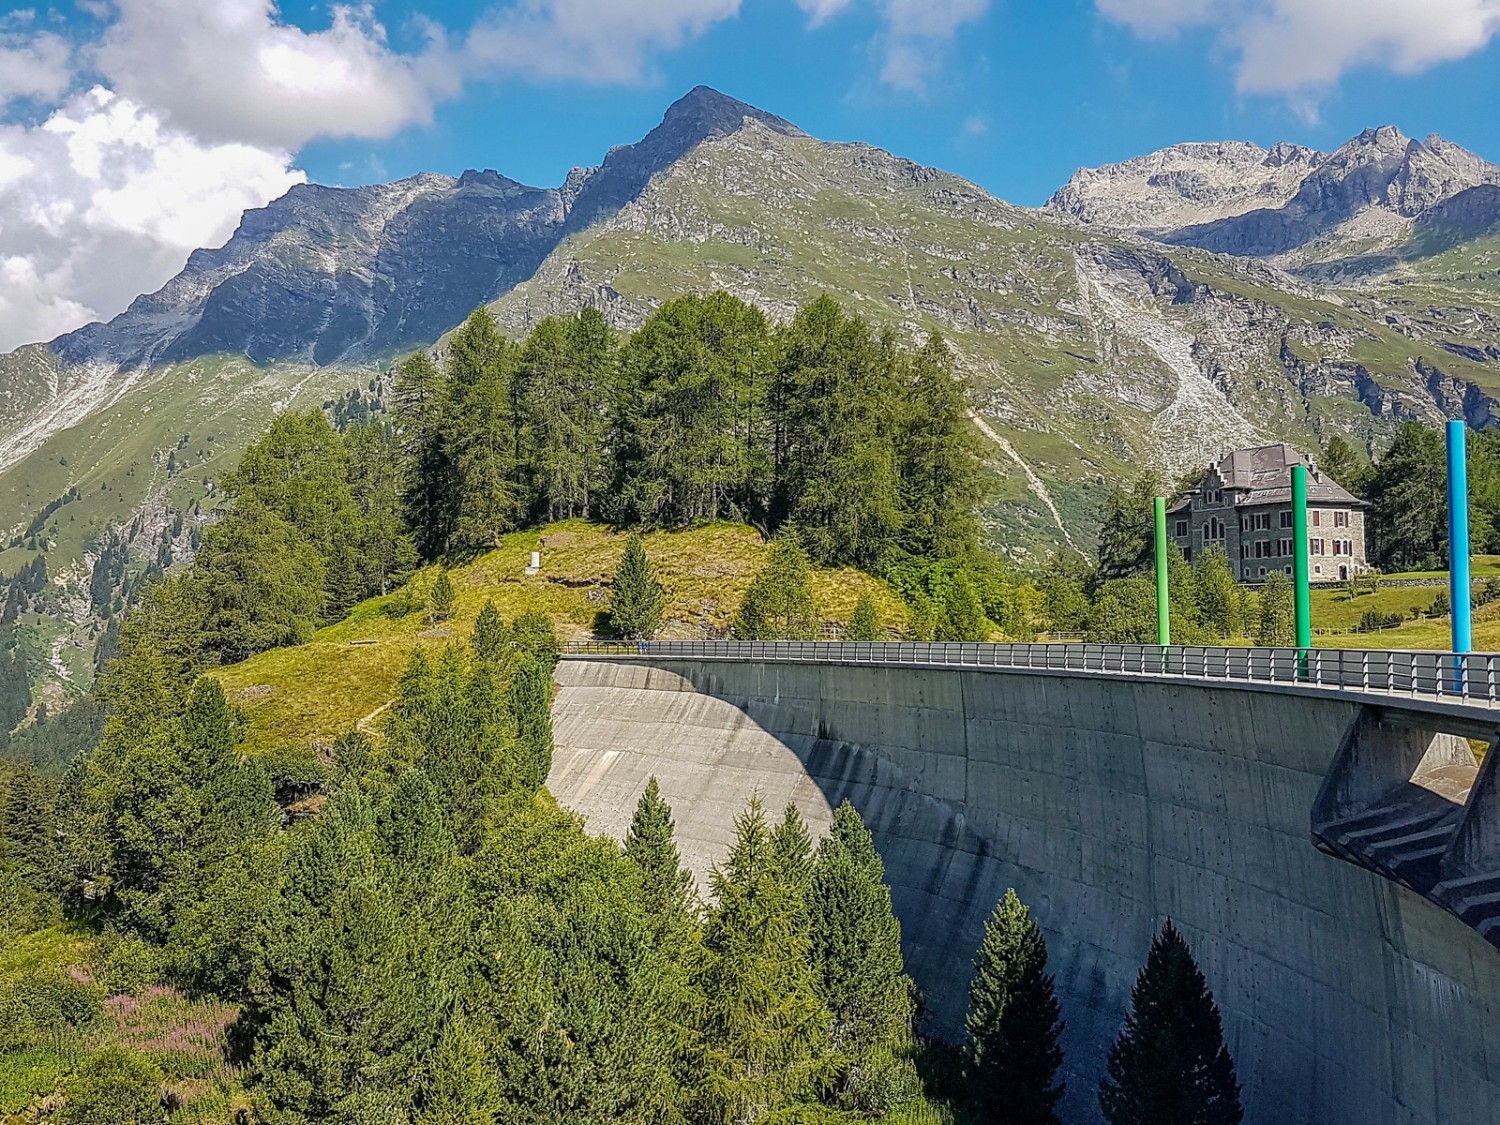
[845,592,883,641]
[966,888,1065,1125]
[694,797,835,1121]
[897,332,983,560]
[937,572,989,642]
[1254,572,1294,648]
[616,292,774,526]
[447,308,521,550]
[1097,474,1162,582]
[732,534,819,640]
[607,534,666,640]
[193,503,327,664]
[509,654,554,795]
[776,298,904,566]
[393,350,455,558]
[770,802,815,904]
[1366,422,1447,571]
[624,777,695,924]
[343,421,418,596]
[471,599,508,664]
[429,571,456,623]
[1099,920,1243,1125]
[1319,435,1371,498]
[2,764,62,897]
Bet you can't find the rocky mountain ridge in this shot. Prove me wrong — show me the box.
[1050,125,1500,275]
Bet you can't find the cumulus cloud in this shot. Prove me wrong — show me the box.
[1097,0,1500,95]
[461,0,741,84]
[0,88,303,351]
[796,0,988,93]
[92,0,456,150]
[0,29,72,110]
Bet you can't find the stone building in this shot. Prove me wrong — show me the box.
[1168,443,1368,583]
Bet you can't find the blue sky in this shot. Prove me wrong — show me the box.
[285,0,1500,205]
[3,0,1500,350]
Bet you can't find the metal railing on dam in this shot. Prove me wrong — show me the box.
[562,639,1500,711]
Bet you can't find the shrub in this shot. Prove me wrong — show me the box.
[59,1047,165,1125]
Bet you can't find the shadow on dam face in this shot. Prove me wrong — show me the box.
[546,658,1500,1125]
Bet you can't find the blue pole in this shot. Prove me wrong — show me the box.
[1447,420,1472,691]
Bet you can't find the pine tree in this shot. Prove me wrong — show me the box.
[608,534,666,640]
[623,777,695,923]
[937,572,989,642]
[845,592,883,641]
[446,308,521,550]
[1254,572,1294,647]
[966,888,1065,1124]
[393,350,455,559]
[1099,920,1243,1125]
[1319,434,1370,498]
[471,599,508,663]
[732,533,819,640]
[429,571,456,623]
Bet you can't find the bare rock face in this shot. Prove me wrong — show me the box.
[1058,125,1500,262]
[1046,140,1324,233]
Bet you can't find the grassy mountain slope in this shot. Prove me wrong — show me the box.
[487,118,1500,560]
[215,520,905,752]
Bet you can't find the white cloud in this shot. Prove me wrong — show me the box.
[0,29,72,110]
[796,0,988,93]
[462,0,741,84]
[1097,0,1500,94]
[0,88,303,351]
[92,0,456,150]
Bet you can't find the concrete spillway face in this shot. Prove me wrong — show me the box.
[547,658,1500,1125]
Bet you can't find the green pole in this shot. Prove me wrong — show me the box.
[1154,496,1170,647]
[1292,465,1311,666]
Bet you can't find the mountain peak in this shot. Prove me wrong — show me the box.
[657,86,804,142]
[561,87,803,232]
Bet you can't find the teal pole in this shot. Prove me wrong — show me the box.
[1154,497,1170,647]
[1448,420,1472,691]
[1292,466,1311,672]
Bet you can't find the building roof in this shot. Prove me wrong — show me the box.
[1168,442,1365,513]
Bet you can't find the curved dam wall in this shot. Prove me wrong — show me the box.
[546,658,1500,1125]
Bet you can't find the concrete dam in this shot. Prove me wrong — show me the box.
[545,643,1500,1125]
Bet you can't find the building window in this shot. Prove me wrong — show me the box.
[1311,539,1323,556]
[1280,510,1293,529]
[1259,567,1267,577]
[1176,520,1187,537]
[1315,565,1323,575]
[1335,510,1348,528]
[1312,510,1321,527]
[1240,543,1249,559]
[1278,538,1292,557]
[1183,548,1192,563]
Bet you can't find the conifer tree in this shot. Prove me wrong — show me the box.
[393,350,456,559]
[1254,572,1294,647]
[845,592,883,641]
[808,802,912,1054]
[695,797,835,1121]
[429,571,456,623]
[937,572,989,642]
[732,534,819,640]
[624,777,695,923]
[1099,920,1243,1125]
[509,653,554,794]
[897,332,983,560]
[966,888,1066,1124]
[447,308,521,549]
[608,533,666,640]
[1097,474,1161,581]
[770,802,815,903]
[1192,546,1240,640]
[471,599,508,663]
